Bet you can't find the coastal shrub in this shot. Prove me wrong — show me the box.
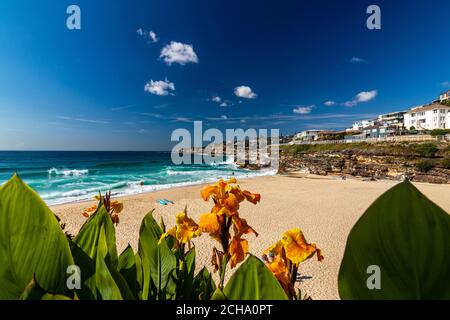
[440,158,450,169]
[416,160,435,173]
[430,129,450,137]
[338,181,450,299]
[0,174,322,300]
[415,143,438,157]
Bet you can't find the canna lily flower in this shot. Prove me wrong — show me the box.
[198,212,221,234]
[200,178,260,276]
[160,209,202,245]
[266,256,295,297]
[228,237,249,268]
[110,200,123,214]
[83,192,124,225]
[263,229,323,299]
[281,228,323,265]
[232,215,258,237]
[82,205,97,218]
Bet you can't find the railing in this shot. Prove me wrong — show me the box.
[289,135,443,145]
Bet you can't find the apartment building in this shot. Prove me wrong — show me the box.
[403,104,450,130]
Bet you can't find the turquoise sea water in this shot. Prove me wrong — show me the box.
[0,151,273,205]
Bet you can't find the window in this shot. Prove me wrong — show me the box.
[440,109,446,113]
[433,110,438,113]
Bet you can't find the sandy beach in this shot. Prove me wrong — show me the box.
[52,174,450,300]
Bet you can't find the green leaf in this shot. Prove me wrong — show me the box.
[118,245,137,295]
[338,181,450,299]
[180,247,196,299]
[223,254,288,300]
[138,211,177,299]
[135,253,143,299]
[0,174,74,299]
[193,267,216,300]
[74,206,118,267]
[94,226,123,299]
[68,240,96,299]
[72,206,134,300]
[20,276,72,300]
[211,288,228,300]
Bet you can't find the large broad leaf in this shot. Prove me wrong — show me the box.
[20,276,73,300]
[338,181,450,299]
[72,206,134,300]
[193,267,216,300]
[118,245,137,295]
[68,240,96,299]
[94,226,125,300]
[180,247,196,299]
[135,253,143,299]
[74,206,118,267]
[223,254,288,300]
[0,174,74,299]
[138,211,177,300]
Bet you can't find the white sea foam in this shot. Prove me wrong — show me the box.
[48,168,89,177]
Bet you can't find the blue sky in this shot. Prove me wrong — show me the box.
[0,0,449,151]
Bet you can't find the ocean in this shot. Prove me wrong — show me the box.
[0,151,274,205]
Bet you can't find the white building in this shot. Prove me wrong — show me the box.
[377,111,406,128]
[439,90,450,102]
[403,104,450,130]
[294,130,324,142]
[351,119,375,131]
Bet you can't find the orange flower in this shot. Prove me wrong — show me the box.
[160,210,201,244]
[83,193,124,225]
[198,212,221,234]
[228,237,249,268]
[200,178,259,273]
[232,215,258,237]
[281,228,323,265]
[263,229,323,299]
[82,205,97,217]
[110,200,123,214]
[266,256,295,297]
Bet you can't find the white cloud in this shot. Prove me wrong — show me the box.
[149,31,158,43]
[137,28,158,43]
[220,102,230,107]
[349,57,366,64]
[342,100,357,107]
[173,117,193,123]
[324,100,336,106]
[234,86,257,99]
[212,96,221,103]
[293,105,314,114]
[58,116,109,124]
[160,41,198,65]
[138,129,149,134]
[144,78,175,96]
[221,115,227,119]
[355,90,377,102]
[341,90,378,107]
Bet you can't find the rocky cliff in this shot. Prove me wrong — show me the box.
[279,143,450,184]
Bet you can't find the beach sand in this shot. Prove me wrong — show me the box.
[52,174,450,300]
